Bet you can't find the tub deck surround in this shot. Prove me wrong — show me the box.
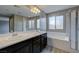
[0,31,46,50]
[47,32,69,41]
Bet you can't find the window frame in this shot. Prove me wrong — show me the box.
[28,19,35,30]
[48,14,66,32]
[48,16,55,30]
[36,18,40,30]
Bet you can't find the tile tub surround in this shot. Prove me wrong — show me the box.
[47,32,79,53]
[47,32,69,41]
[0,31,46,49]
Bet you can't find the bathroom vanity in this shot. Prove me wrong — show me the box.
[0,32,47,53]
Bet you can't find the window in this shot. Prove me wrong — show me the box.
[49,16,55,29]
[29,20,32,29]
[56,16,63,29]
[40,17,46,30]
[48,15,64,31]
[28,20,35,30]
[0,17,9,34]
[31,20,35,29]
[37,19,40,29]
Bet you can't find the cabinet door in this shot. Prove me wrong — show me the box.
[15,40,32,53]
[15,44,32,53]
[40,33,47,50]
[32,36,41,53]
[32,44,40,53]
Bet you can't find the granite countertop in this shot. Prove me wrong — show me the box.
[0,31,46,49]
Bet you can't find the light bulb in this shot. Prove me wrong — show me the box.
[30,7,40,14]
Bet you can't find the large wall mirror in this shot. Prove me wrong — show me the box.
[0,8,47,35]
[0,16,9,34]
[39,10,46,31]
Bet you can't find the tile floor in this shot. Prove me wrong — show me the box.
[42,46,53,53]
[41,46,68,53]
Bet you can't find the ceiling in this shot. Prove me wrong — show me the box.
[0,5,40,17]
[38,5,78,13]
[0,5,78,17]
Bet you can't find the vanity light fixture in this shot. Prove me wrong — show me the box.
[27,5,41,14]
[14,5,41,14]
[30,7,40,14]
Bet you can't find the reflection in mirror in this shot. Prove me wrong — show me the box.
[39,10,46,31]
[0,17,9,34]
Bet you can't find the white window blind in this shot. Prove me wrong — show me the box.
[40,17,46,31]
[49,16,55,29]
[28,20,35,30]
[37,19,40,29]
[56,16,64,29]
[48,15,64,30]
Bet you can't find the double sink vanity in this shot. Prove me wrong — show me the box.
[0,31,47,53]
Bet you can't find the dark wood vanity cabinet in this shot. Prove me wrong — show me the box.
[40,33,47,51]
[0,33,47,53]
[32,36,41,53]
[15,43,32,53]
[15,39,32,53]
[0,39,32,53]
